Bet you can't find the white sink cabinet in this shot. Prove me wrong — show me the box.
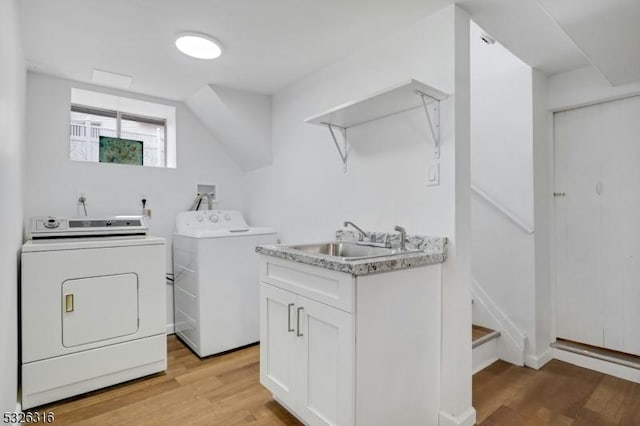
[258,255,442,426]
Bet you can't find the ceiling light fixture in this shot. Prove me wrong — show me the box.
[175,32,222,59]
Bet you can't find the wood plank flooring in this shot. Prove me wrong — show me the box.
[33,336,301,425]
[30,336,640,425]
[474,359,640,425]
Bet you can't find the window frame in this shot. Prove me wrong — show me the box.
[70,104,168,167]
[70,88,177,168]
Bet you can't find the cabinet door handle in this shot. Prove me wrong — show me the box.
[287,303,295,332]
[296,307,304,337]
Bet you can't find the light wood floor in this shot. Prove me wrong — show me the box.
[32,336,640,425]
[474,359,640,425]
[34,336,301,425]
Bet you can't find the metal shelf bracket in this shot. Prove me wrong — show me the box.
[417,90,441,159]
[326,123,349,172]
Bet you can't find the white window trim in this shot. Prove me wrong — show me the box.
[71,88,177,168]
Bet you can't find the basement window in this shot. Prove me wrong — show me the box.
[69,88,176,168]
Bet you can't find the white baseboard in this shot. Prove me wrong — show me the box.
[439,407,476,426]
[524,348,553,370]
[166,323,174,335]
[553,348,640,384]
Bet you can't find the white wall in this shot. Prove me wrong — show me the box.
[245,6,474,423]
[0,0,25,413]
[470,22,534,226]
[470,22,537,358]
[24,73,247,332]
[186,84,272,172]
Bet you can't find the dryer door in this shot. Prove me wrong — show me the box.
[62,273,139,347]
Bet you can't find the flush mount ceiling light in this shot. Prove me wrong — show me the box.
[175,32,222,59]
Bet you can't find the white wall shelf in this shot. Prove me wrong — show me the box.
[304,79,449,171]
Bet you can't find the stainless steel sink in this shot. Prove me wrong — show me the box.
[285,242,419,260]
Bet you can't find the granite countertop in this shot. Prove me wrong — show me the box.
[255,229,447,276]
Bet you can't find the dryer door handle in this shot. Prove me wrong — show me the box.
[65,294,74,312]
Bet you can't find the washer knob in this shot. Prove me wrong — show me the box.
[209,214,219,223]
[196,214,204,222]
[43,218,60,229]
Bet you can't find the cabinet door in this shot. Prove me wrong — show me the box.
[296,296,354,426]
[260,283,298,406]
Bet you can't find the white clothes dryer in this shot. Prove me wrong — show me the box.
[21,216,167,409]
[173,210,277,357]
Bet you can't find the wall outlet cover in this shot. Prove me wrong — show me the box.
[197,184,216,198]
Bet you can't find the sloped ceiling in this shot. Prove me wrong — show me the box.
[186,85,271,172]
[536,0,640,85]
[458,0,640,86]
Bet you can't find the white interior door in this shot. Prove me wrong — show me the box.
[555,95,640,354]
[601,96,640,354]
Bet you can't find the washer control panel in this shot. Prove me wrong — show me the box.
[30,216,148,239]
[175,210,249,234]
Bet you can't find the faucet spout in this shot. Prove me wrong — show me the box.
[394,225,407,251]
[343,221,368,241]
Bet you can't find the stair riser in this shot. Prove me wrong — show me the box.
[473,338,498,374]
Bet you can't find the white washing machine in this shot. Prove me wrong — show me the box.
[21,216,167,409]
[173,210,277,357]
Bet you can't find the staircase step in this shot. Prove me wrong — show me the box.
[472,325,501,374]
[472,325,500,348]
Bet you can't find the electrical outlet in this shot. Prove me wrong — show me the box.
[426,163,440,187]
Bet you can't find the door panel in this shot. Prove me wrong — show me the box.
[555,95,640,355]
[259,283,297,406]
[296,296,353,426]
[611,97,640,355]
[555,105,604,347]
[62,273,139,347]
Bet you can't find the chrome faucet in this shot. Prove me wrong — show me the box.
[343,221,367,241]
[394,225,407,251]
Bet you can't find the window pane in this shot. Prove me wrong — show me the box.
[69,110,117,162]
[120,118,166,167]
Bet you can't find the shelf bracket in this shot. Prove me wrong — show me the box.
[325,123,348,172]
[417,91,441,159]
